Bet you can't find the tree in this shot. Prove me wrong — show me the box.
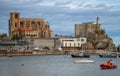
[0,33,7,38]
[0,33,8,41]
[11,34,20,41]
[95,29,105,35]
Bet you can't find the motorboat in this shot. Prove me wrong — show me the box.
[118,55,120,58]
[99,53,117,58]
[74,59,95,63]
[100,64,117,69]
[100,60,117,69]
[71,53,90,58]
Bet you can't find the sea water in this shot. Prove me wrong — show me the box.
[0,55,119,76]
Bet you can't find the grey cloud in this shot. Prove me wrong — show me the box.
[78,1,85,7]
[95,3,113,9]
[0,0,43,9]
[95,3,106,8]
[84,4,94,8]
[54,1,72,6]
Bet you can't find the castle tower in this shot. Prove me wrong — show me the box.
[9,12,20,38]
[96,17,100,29]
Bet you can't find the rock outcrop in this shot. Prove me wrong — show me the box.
[86,30,115,50]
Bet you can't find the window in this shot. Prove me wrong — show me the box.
[15,14,18,19]
[81,39,84,42]
[38,22,40,25]
[77,38,80,41]
[45,25,48,28]
[70,43,71,47]
[20,21,24,27]
[74,43,75,46]
[31,21,35,25]
[65,43,67,46]
[15,23,17,28]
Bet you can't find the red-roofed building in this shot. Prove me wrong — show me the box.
[9,12,54,39]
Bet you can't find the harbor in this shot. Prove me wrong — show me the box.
[0,0,120,76]
[0,55,120,76]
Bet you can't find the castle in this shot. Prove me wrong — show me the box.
[9,12,54,39]
[75,17,101,38]
[75,17,115,50]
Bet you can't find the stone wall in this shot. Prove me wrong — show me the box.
[30,38,60,51]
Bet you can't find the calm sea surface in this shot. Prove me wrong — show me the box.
[0,55,120,76]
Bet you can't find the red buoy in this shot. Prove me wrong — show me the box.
[21,64,24,66]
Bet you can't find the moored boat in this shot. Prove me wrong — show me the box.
[74,59,95,63]
[71,54,90,58]
[99,53,117,58]
[118,55,120,58]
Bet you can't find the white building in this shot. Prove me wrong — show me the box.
[59,37,87,50]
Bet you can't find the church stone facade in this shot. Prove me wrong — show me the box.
[9,12,54,39]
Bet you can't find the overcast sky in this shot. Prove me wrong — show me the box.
[0,0,120,46]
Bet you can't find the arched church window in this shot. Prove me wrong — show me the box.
[38,21,40,25]
[20,21,24,27]
[15,23,17,28]
[31,21,35,25]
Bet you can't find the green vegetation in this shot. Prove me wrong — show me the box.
[87,38,95,44]
[11,34,20,41]
[95,29,105,35]
[0,33,9,41]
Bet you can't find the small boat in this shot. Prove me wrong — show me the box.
[99,53,117,58]
[118,55,120,58]
[100,60,117,69]
[8,55,13,57]
[71,53,90,58]
[71,45,90,58]
[74,59,95,63]
[100,64,117,69]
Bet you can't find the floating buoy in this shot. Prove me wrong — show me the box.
[21,64,24,66]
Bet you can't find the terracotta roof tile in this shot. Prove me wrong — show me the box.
[19,26,33,31]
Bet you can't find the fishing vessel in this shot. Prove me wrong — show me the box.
[71,53,90,58]
[99,53,117,58]
[71,44,90,58]
[99,44,117,58]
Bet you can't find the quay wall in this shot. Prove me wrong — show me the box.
[0,50,119,57]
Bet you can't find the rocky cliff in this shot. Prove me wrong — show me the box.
[84,29,115,51]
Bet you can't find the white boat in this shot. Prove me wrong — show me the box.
[74,59,95,63]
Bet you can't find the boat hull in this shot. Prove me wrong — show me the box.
[71,54,90,58]
[74,59,95,63]
[99,54,117,58]
[100,64,117,69]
